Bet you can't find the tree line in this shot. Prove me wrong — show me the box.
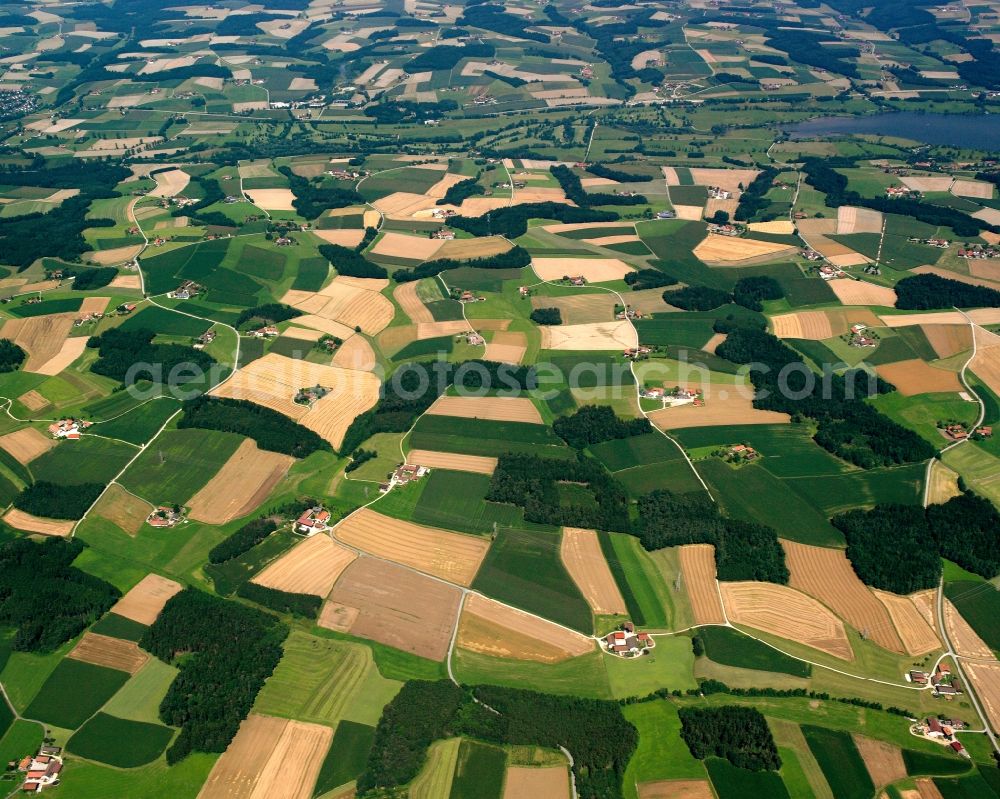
[14,481,105,521]
[678,705,782,771]
[0,339,25,373]
[553,405,651,449]
[895,273,1000,310]
[318,243,388,279]
[550,164,648,208]
[447,202,618,239]
[391,245,531,283]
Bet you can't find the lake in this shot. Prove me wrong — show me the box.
[784,112,1000,151]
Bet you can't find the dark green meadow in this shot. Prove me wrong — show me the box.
[313,721,375,796]
[121,306,213,338]
[472,527,593,634]
[8,298,83,318]
[409,470,525,535]
[449,740,506,799]
[903,748,973,778]
[408,415,572,458]
[944,581,1000,654]
[67,712,174,767]
[91,398,182,445]
[599,532,670,628]
[706,757,790,799]
[699,626,811,678]
[783,464,925,517]
[90,612,148,642]
[29,437,135,486]
[801,725,874,799]
[589,431,686,471]
[24,659,130,729]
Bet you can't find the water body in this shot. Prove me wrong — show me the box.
[785,112,1000,151]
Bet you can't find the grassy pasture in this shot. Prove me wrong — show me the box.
[0,720,43,774]
[783,463,925,516]
[706,757,791,799]
[410,738,461,799]
[121,305,213,337]
[407,470,525,535]
[801,725,874,799]
[700,626,811,678]
[102,658,178,725]
[599,532,671,629]
[450,739,506,799]
[697,459,844,547]
[24,658,130,730]
[7,298,83,318]
[39,752,218,799]
[871,391,978,447]
[139,238,230,295]
[119,428,243,505]
[472,527,593,634]
[291,256,329,291]
[312,720,375,796]
[621,700,706,798]
[29,436,136,486]
[903,748,973,778]
[635,316,716,349]
[932,772,1000,799]
[67,712,174,767]
[92,397,182,445]
[90,613,148,642]
[408,415,571,458]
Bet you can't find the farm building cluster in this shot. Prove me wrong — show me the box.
[146,505,185,528]
[911,717,971,759]
[48,418,91,440]
[296,506,332,535]
[379,463,430,493]
[601,622,654,658]
[13,747,63,793]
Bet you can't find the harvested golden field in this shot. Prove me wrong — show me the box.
[282,280,394,335]
[540,320,636,351]
[68,632,148,674]
[426,395,542,424]
[3,508,73,537]
[688,167,760,193]
[17,390,48,412]
[971,340,1000,398]
[853,735,906,788]
[672,205,706,221]
[828,279,897,307]
[197,714,332,799]
[32,337,88,376]
[962,660,1000,733]
[393,280,434,324]
[910,589,939,634]
[631,287,679,315]
[678,544,725,625]
[331,335,377,371]
[252,534,356,597]
[543,221,634,235]
[648,392,790,430]
[0,313,75,372]
[90,244,144,265]
[721,581,853,660]
[110,274,141,290]
[951,179,994,199]
[532,257,634,283]
[79,296,110,316]
[0,426,54,463]
[373,191,441,219]
[417,320,473,340]
[245,188,296,211]
[694,235,797,264]
[334,508,490,585]
[188,440,293,524]
[901,176,955,193]
[638,780,715,799]
[797,218,867,263]
[836,206,883,235]
[782,540,904,652]
[334,275,389,292]
[211,353,380,450]
[483,331,527,364]
[875,359,962,396]
[457,593,594,663]
[944,598,992,658]
[531,293,616,325]
[426,172,468,199]
[313,228,364,248]
[326,557,462,661]
[912,265,1000,292]
[923,323,972,359]
[434,236,512,261]
[407,449,497,475]
[92,484,152,536]
[925,460,962,506]
[772,311,834,340]
[881,309,1000,327]
[560,528,627,615]
[703,333,726,354]
[111,573,183,625]
[149,168,190,198]
[371,231,443,260]
[502,767,570,799]
[916,778,946,799]
[872,589,940,656]
[748,220,796,235]
[288,314,355,339]
[584,234,642,247]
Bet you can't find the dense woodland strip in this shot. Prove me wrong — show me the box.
[0,339,25,373]
[447,202,618,238]
[894,273,1000,310]
[0,538,119,652]
[319,243,388,279]
[392,245,531,283]
[14,481,105,521]
[553,405,651,449]
[550,164,648,207]
[87,328,216,384]
[140,588,287,763]
[678,705,782,771]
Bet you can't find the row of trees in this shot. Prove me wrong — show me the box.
[716,327,936,469]
[553,405,652,449]
[140,588,287,763]
[357,680,638,798]
[625,268,677,291]
[235,582,321,618]
[0,538,119,653]
[234,303,303,329]
[179,396,331,458]
[832,492,1000,592]
[895,273,1000,311]
[391,245,531,283]
[636,489,789,583]
[666,277,784,313]
[447,202,618,239]
[318,243,388,279]
[207,517,278,564]
[586,163,654,183]
[550,164,648,207]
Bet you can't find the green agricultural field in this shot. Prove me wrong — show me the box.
[706,757,791,799]
[24,658,130,730]
[452,648,611,700]
[472,527,593,634]
[28,436,136,486]
[697,459,844,547]
[121,306,215,338]
[253,632,400,728]
[606,636,697,698]
[46,752,218,798]
[903,748,973,778]
[634,316,716,349]
[944,581,1000,654]
[408,415,572,458]
[933,772,1000,798]
[410,738,461,799]
[599,532,672,628]
[139,238,230,295]
[204,529,299,596]
[449,739,506,799]
[801,725,874,799]
[407,470,525,535]
[67,713,174,767]
[359,167,445,201]
[943,443,1000,507]
[784,463,925,516]
[7,297,83,318]
[102,659,178,725]
[700,627,811,678]
[90,613,148,642]
[0,719,43,770]
[870,391,978,447]
[92,398,182,445]
[312,720,375,796]
[769,718,834,799]
[119,428,243,505]
[622,700,705,799]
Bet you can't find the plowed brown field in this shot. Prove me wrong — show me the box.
[875,359,962,396]
[334,508,489,585]
[111,573,183,625]
[782,540,904,652]
[560,528,627,615]
[923,324,972,359]
[502,766,570,799]
[532,257,634,282]
[17,390,48,412]
[648,392,790,430]
[68,632,148,674]
[326,557,461,661]
[721,581,852,660]
[0,426,54,463]
[92,484,152,535]
[679,544,725,625]
[828,280,897,306]
[853,735,906,788]
[252,534,356,597]
[638,781,715,799]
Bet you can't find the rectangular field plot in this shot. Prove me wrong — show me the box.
[109,573,183,626]
[67,712,174,768]
[24,658,130,729]
[68,632,149,674]
[801,726,874,799]
[409,415,571,458]
[406,470,526,536]
[706,757,790,799]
